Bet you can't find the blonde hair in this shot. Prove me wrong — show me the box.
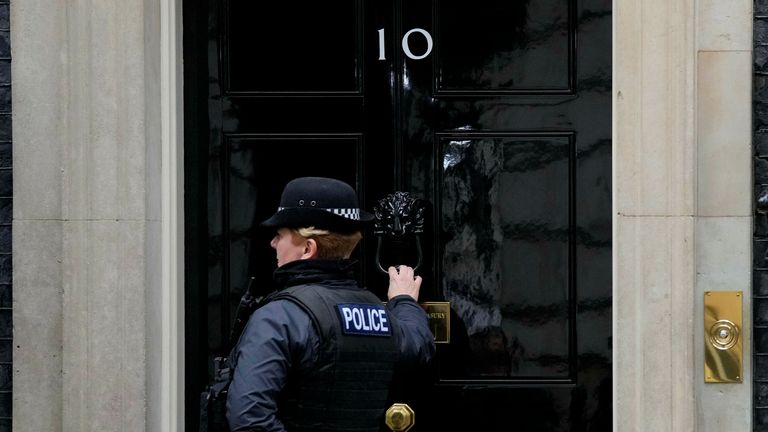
[293,227,362,259]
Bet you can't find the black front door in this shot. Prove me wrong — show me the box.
[184,1,611,430]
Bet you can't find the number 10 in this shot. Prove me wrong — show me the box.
[378,28,434,61]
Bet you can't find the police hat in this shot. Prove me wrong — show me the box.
[260,177,374,232]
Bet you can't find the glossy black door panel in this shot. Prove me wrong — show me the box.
[224,0,362,94]
[436,0,573,93]
[184,0,611,430]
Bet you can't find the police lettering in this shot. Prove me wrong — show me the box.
[341,306,389,331]
[336,304,391,336]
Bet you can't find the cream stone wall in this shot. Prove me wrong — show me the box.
[614,0,753,430]
[12,0,66,428]
[695,0,753,424]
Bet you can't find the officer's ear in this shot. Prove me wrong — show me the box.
[302,238,318,259]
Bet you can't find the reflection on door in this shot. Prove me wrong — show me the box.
[439,134,573,380]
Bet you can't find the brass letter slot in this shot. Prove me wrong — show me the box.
[704,291,742,383]
[421,302,450,344]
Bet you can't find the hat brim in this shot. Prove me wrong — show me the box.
[260,207,374,232]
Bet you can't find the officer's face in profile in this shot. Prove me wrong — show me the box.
[270,228,308,267]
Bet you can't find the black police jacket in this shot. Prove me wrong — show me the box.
[226,259,434,432]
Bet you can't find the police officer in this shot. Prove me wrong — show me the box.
[226,177,435,432]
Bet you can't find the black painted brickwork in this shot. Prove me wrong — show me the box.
[758,1,768,430]
[0,2,9,431]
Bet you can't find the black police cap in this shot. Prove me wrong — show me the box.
[260,177,374,232]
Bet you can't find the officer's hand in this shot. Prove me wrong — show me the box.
[387,265,422,301]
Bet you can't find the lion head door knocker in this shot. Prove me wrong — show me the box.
[373,192,425,274]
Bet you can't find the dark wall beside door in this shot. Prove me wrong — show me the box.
[0,1,11,430]
[755,1,768,430]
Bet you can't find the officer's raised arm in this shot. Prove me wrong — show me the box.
[385,264,434,364]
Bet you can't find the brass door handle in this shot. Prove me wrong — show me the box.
[385,403,415,432]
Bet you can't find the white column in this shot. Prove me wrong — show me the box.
[158,0,185,429]
[12,0,174,430]
[613,0,697,430]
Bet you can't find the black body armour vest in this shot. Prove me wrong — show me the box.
[274,284,400,432]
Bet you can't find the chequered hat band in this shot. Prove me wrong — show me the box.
[277,207,361,221]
